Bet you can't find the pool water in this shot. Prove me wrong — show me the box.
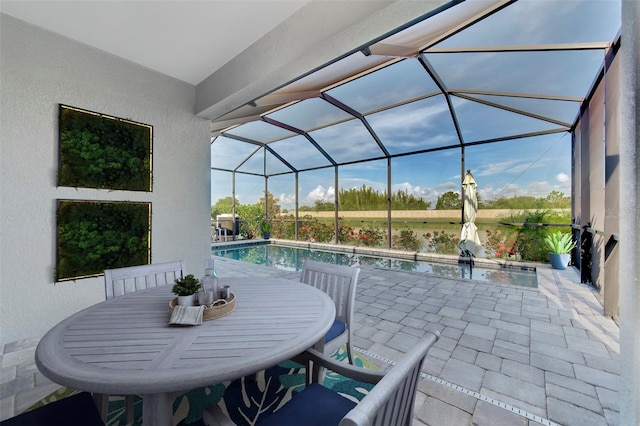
[212,243,537,288]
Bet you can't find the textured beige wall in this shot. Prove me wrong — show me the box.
[0,15,211,344]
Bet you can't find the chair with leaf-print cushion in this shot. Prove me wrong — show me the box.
[203,332,440,426]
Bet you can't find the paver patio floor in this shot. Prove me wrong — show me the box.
[1,257,619,425]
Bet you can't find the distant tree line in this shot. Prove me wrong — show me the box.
[300,185,431,211]
[211,193,281,221]
[434,189,570,210]
[212,187,571,218]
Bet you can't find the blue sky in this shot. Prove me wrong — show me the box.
[212,131,572,210]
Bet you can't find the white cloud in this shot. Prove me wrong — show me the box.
[477,159,527,177]
[527,180,553,195]
[480,178,571,201]
[306,185,335,203]
[392,182,439,205]
[341,177,386,192]
[556,172,570,183]
[278,192,295,207]
[435,181,458,192]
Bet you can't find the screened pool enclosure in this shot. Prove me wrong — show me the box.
[210,0,621,309]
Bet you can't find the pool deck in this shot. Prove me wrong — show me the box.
[1,254,619,425]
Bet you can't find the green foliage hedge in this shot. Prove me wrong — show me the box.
[56,200,150,281]
[58,105,152,191]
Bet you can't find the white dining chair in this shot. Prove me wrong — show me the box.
[104,260,186,299]
[299,260,360,364]
[99,260,186,423]
[203,332,440,426]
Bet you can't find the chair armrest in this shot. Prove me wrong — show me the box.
[299,348,386,384]
[300,330,440,385]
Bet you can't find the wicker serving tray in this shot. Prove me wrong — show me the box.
[169,293,236,321]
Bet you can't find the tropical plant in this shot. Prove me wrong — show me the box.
[172,274,202,296]
[260,219,272,233]
[544,231,577,254]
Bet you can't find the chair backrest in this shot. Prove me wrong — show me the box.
[340,332,439,426]
[300,260,359,325]
[104,260,186,299]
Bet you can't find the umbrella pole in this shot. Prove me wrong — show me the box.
[460,246,475,277]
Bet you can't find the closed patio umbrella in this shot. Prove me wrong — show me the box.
[460,170,481,255]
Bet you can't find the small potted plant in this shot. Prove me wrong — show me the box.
[172,274,202,306]
[260,219,272,239]
[544,231,577,270]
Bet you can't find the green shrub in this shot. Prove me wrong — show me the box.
[392,228,422,251]
[299,216,335,242]
[484,228,519,259]
[423,230,460,254]
[353,226,386,247]
[514,210,550,262]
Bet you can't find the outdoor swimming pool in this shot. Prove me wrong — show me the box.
[212,242,537,288]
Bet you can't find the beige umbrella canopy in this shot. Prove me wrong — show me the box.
[460,170,481,255]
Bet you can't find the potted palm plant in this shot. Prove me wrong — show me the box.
[260,219,272,239]
[544,231,577,270]
[172,274,202,306]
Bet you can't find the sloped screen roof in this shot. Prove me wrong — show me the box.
[211,0,620,178]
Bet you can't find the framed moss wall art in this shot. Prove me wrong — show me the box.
[56,200,151,281]
[58,105,152,191]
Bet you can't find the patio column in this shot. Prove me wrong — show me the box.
[618,1,639,424]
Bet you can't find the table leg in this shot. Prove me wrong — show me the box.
[92,393,109,422]
[142,393,173,426]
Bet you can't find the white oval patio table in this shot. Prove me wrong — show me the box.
[35,277,336,426]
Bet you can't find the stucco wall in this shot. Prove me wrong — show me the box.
[0,14,211,344]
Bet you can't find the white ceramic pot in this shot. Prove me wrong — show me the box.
[178,294,195,306]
